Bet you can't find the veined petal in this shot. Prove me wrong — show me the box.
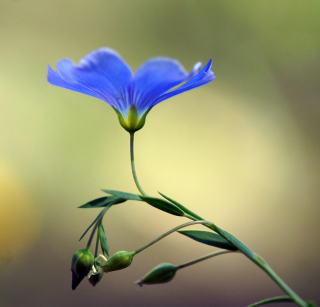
[131,58,189,115]
[47,65,105,100]
[152,59,215,107]
[48,48,133,113]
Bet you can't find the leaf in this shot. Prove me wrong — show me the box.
[215,226,256,260]
[178,230,237,250]
[79,203,114,242]
[79,196,109,208]
[98,223,109,257]
[79,196,125,209]
[158,192,183,208]
[158,192,202,219]
[102,189,141,201]
[79,214,101,241]
[247,296,294,306]
[140,196,185,216]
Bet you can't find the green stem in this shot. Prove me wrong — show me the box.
[94,223,100,258]
[134,220,212,254]
[129,136,309,307]
[177,250,236,270]
[86,207,108,248]
[185,215,307,307]
[254,259,309,307]
[130,133,148,196]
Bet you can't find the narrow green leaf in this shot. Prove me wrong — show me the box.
[178,230,237,250]
[79,196,109,208]
[79,201,115,242]
[79,196,125,208]
[140,196,185,216]
[102,189,141,201]
[215,226,256,260]
[248,296,294,306]
[98,223,109,257]
[79,214,101,241]
[158,192,183,207]
[158,192,203,220]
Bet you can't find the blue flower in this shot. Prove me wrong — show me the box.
[47,48,215,133]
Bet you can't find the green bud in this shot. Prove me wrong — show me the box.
[88,270,104,287]
[71,247,94,290]
[101,251,135,273]
[135,263,178,287]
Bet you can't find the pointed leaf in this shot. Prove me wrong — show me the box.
[248,296,294,306]
[79,203,114,241]
[79,214,101,241]
[98,223,109,257]
[102,189,141,201]
[215,226,256,259]
[79,196,109,208]
[158,191,201,219]
[79,196,125,208]
[178,230,237,250]
[140,196,185,216]
[158,192,184,208]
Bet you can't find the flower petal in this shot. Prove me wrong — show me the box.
[152,59,215,106]
[47,65,105,100]
[131,58,190,115]
[48,48,133,113]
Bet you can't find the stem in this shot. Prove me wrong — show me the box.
[177,250,236,270]
[94,224,100,258]
[87,216,101,248]
[255,259,309,307]
[86,207,108,248]
[128,136,311,306]
[130,133,148,196]
[134,220,212,254]
[185,215,308,306]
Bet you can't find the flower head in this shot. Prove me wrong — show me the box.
[48,48,215,132]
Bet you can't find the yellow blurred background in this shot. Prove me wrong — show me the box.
[0,1,319,306]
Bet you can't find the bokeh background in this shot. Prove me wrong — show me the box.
[1,1,319,306]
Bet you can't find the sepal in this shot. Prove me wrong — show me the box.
[114,105,149,133]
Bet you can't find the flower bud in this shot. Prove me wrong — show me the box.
[71,247,94,290]
[135,263,178,287]
[101,251,135,273]
[88,270,104,287]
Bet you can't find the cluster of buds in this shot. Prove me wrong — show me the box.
[71,249,135,290]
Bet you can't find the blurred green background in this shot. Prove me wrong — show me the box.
[1,1,319,306]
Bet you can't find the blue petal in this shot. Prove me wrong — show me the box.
[47,65,105,100]
[152,59,215,107]
[131,58,190,115]
[48,48,133,113]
